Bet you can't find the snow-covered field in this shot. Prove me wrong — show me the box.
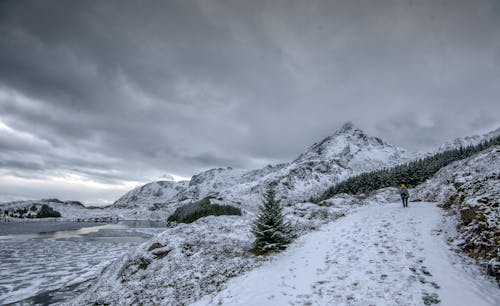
[0,223,167,305]
[194,202,499,306]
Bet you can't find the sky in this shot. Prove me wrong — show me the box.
[0,0,499,204]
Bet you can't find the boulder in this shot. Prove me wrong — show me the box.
[460,206,476,225]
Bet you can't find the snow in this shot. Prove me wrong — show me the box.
[112,180,190,208]
[109,122,412,213]
[412,146,500,282]
[68,200,358,306]
[68,215,259,305]
[193,202,499,306]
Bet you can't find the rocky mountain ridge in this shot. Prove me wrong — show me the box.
[112,122,411,212]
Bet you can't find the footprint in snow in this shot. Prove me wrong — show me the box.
[421,267,432,276]
[422,292,440,305]
[430,281,440,289]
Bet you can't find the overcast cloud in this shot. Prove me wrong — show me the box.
[0,0,499,204]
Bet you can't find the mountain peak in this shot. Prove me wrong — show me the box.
[294,122,405,163]
[338,121,355,132]
[335,121,363,135]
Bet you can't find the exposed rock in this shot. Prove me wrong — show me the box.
[147,242,164,251]
[460,206,476,225]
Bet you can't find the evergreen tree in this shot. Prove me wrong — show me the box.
[36,204,61,218]
[251,188,294,255]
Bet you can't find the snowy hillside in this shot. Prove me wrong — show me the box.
[112,180,189,208]
[68,196,358,305]
[193,203,500,306]
[412,146,500,283]
[112,122,411,213]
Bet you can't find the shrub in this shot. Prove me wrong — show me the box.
[167,197,241,224]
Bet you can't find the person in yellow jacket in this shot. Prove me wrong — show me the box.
[399,182,409,208]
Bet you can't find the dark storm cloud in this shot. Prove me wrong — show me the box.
[0,0,499,202]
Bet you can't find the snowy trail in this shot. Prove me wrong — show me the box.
[193,203,499,306]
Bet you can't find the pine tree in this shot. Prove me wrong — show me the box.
[251,188,294,255]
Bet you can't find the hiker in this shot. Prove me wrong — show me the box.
[399,182,409,208]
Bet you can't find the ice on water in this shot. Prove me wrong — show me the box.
[0,225,164,304]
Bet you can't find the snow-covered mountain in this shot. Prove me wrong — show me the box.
[112,122,411,212]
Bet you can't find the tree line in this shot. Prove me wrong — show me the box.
[317,135,500,201]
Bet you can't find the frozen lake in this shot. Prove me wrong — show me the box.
[0,221,168,305]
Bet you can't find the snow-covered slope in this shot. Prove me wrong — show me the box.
[112,122,411,213]
[112,180,189,208]
[68,197,357,306]
[193,203,500,306]
[412,146,500,282]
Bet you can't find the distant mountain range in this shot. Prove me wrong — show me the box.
[111,122,499,213]
[2,122,498,220]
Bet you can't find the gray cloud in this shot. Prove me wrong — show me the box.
[0,0,499,203]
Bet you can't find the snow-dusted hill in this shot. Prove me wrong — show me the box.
[113,122,411,214]
[412,146,500,282]
[112,180,190,208]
